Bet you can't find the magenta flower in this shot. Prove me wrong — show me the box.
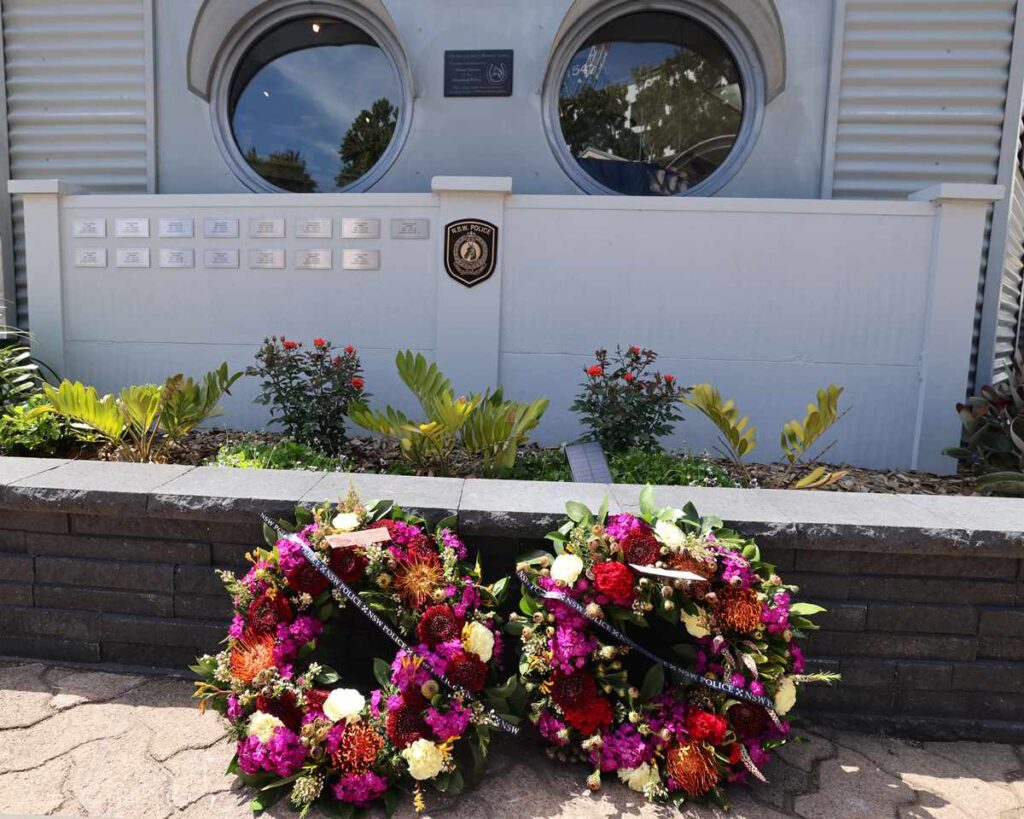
[332,771,388,806]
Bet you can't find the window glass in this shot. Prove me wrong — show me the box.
[230,17,401,192]
[558,12,743,195]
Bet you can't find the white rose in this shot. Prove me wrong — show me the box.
[681,609,710,638]
[401,738,445,781]
[331,512,360,532]
[323,688,365,722]
[774,676,797,715]
[550,553,584,586]
[246,711,284,743]
[617,762,660,792]
[462,620,495,663]
[654,519,687,548]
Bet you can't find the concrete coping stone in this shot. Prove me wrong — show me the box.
[0,457,1021,556]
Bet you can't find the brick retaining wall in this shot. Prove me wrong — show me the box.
[0,458,1021,741]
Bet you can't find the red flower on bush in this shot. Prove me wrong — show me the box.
[328,546,368,584]
[284,560,329,596]
[563,695,613,735]
[586,364,603,377]
[685,709,728,745]
[332,356,342,366]
[283,340,299,350]
[630,345,640,355]
[386,692,429,749]
[445,650,488,692]
[623,372,635,383]
[620,530,660,566]
[350,376,365,390]
[417,605,464,647]
[664,374,676,384]
[247,592,293,634]
[344,345,355,354]
[314,337,326,348]
[593,561,635,607]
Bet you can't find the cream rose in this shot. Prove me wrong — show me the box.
[681,609,710,638]
[617,762,660,792]
[246,711,284,743]
[401,738,445,781]
[654,519,687,548]
[331,512,360,532]
[550,553,584,586]
[774,676,797,715]
[462,620,495,663]
[322,688,365,722]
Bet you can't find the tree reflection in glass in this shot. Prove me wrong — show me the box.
[558,12,743,195]
[230,17,401,192]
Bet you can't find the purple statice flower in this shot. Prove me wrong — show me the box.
[762,591,791,634]
[645,693,688,744]
[453,582,481,619]
[227,695,242,722]
[440,528,467,560]
[237,735,269,775]
[387,693,403,711]
[324,723,345,758]
[790,643,806,673]
[275,530,312,574]
[265,727,306,776]
[425,700,473,741]
[228,614,245,640]
[332,771,388,807]
[593,723,651,772]
[388,520,423,546]
[550,625,597,675]
[434,638,464,662]
[604,513,648,542]
[369,689,383,718]
[536,576,589,629]
[536,710,569,745]
[273,615,323,664]
[717,548,755,589]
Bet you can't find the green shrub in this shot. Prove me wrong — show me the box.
[609,450,734,488]
[571,346,687,453]
[212,439,342,471]
[248,336,365,455]
[0,330,43,412]
[0,394,79,456]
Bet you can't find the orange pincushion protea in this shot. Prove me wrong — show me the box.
[229,630,275,684]
[714,586,763,633]
[393,552,443,608]
[666,740,719,797]
[333,721,386,774]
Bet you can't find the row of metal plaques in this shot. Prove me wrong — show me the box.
[73,248,379,271]
[70,216,430,240]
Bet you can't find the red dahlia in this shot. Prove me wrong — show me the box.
[386,693,430,749]
[620,530,660,566]
[304,688,331,713]
[246,592,293,634]
[593,561,636,607]
[550,670,598,711]
[255,691,303,731]
[728,702,771,739]
[417,605,464,647]
[563,696,613,735]
[445,650,488,692]
[405,534,439,562]
[685,709,728,746]
[329,546,368,584]
[284,560,329,596]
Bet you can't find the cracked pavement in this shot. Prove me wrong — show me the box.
[0,661,1021,819]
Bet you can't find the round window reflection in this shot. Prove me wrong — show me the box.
[230,17,401,192]
[558,12,744,196]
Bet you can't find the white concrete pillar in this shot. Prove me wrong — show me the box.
[909,183,1005,473]
[431,176,511,395]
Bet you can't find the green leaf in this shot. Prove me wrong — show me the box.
[315,665,340,685]
[383,787,399,819]
[789,602,827,616]
[373,658,392,689]
[640,663,665,699]
[638,484,655,518]
[565,500,591,523]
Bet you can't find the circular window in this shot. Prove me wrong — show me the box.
[548,8,758,196]
[220,12,407,193]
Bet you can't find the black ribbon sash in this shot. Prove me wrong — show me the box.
[517,570,779,715]
[260,513,519,735]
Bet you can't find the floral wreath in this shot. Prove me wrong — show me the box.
[193,490,519,817]
[510,488,837,807]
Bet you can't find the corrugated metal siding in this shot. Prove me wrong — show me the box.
[995,119,1024,379]
[1,0,152,329]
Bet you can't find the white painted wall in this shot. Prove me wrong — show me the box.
[11,178,1000,473]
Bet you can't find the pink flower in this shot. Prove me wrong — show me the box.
[332,771,388,806]
[425,700,473,741]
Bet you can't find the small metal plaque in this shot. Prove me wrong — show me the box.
[72,218,106,238]
[249,248,286,269]
[390,218,430,240]
[444,50,513,97]
[204,218,239,238]
[159,248,195,268]
[296,249,332,270]
[342,249,380,271]
[249,217,285,239]
[295,217,332,239]
[341,217,380,239]
[114,217,149,238]
[159,218,194,238]
[204,248,239,269]
[444,219,497,287]
[115,248,150,268]
[74,248,107,267]
[565,442,613,484]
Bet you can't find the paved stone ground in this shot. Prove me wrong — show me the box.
[0,661,1021,819]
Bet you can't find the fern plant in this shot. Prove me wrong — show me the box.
[0,326,45,411]
[684,383,848,489]
[349,351,549,475]
[33,363,241,462]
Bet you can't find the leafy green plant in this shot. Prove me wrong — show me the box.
[349,351,549,475]
[0,394,79,456]
[0,326,44,411]
[33,363,241,462]
[609,449,734,488]
[248,336,366,454]
[684,383,847,489]
[944,351,1024,495]
[571,345,687,453]
[212,439,342,471]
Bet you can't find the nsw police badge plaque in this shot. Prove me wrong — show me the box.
[444,219,497,288]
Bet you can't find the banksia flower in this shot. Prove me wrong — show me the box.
[666,740,719,797]
[714,586,763,633]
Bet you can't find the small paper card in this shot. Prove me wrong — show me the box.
[325,529,393,548]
